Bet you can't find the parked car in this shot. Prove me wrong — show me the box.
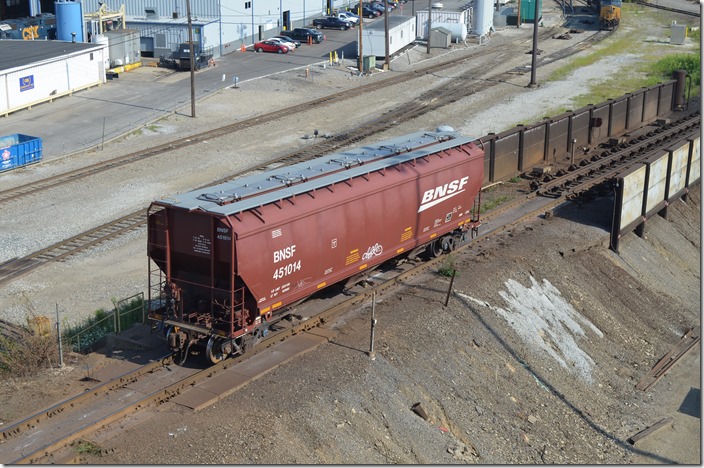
[372,0,397,8]
[337,11,360,24]
[269,36,297,50]
[253,40,290,54]
[367,2,392,12]
[313,16,353,30]
[281,27,325,43]
[352,4,381,17]
[272,35,301,49]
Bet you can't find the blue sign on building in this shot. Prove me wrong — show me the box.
[19,75,34,92]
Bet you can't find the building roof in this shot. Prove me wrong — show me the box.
[364,15,415,32]
[431,26,453,34]
[0,39,105,73]
[156,130,476,216]
[124,15,217,26]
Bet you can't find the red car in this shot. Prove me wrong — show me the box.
[253,40,290,54]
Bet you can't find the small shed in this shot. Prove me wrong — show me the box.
[429,26,452,48]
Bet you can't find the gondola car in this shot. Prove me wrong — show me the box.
[147,129,485,364]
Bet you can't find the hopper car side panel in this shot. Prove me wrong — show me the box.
[234,145,483,316]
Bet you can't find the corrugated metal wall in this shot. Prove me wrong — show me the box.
[610,135,700,252]
[80,0,327,56]
[0,47,106,116]
[476,80,677,183]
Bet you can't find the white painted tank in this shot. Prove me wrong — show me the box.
[93,34,111,69]
[472,0,494,36]
[433,22,467,41]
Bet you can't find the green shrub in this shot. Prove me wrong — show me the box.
[438,255,459,277]
[74,440,104,456]
[650,53,700,95]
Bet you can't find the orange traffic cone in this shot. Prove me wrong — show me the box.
[240,43,246,52]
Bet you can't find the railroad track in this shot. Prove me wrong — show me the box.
[0,318,26,342]
[633,0,700,17]
[535,112,701,198]
[0,26,562,207]
[0,210,148,287]
[0,25,612,289]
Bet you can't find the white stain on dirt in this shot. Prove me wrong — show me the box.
[458,276,603,383]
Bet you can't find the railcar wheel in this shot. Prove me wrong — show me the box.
[427,239,443,258]
[206,336,226,364]
[174,340,191,366]
[442,235,456,252]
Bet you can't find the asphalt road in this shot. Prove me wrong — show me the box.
[0,24,366,160]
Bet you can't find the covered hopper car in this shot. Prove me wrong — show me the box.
[147,129,485,364]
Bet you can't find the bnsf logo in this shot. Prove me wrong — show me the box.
[418,176,469,213]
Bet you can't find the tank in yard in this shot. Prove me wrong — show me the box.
[147,130,485,363]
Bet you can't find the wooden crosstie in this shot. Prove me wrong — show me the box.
[635,328,700,392]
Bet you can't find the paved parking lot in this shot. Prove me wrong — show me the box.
[0,7,421,159]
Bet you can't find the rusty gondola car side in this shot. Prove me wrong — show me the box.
[147,130,485,364]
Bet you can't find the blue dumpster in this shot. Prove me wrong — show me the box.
[0,134,43,172]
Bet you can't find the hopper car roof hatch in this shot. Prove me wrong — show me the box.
[156,130,477,216]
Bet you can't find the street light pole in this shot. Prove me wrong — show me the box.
[528,0,539,87]
[186,0,196,117]
[426,0,431,54]
[384,0,389,69]
[358,3,363,72]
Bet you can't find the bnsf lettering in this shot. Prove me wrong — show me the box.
[421,177,469,203]
[419,176,470,210]
[274,245,296,263]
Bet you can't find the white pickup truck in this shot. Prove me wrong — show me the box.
[335,11,360,24]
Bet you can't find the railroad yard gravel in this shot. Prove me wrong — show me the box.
[0,1,700,464]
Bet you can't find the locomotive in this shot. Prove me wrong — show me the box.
[589,0,622,30]
[147,129,485,364]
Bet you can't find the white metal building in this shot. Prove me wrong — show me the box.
[77,0,359,59]
[359,15,415,58]
[0,39,107,116]
[415,8,469,40]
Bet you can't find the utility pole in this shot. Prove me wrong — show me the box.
[528,0,539,87]
[56,303,63,368]
[186,0,196,118]
[358,3,363,72]
[426,0,432,54]
[384,0,389,69]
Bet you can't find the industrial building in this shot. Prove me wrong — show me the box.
[2,0,497,62]
[0,39,107,116]
[2,0,359,60]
